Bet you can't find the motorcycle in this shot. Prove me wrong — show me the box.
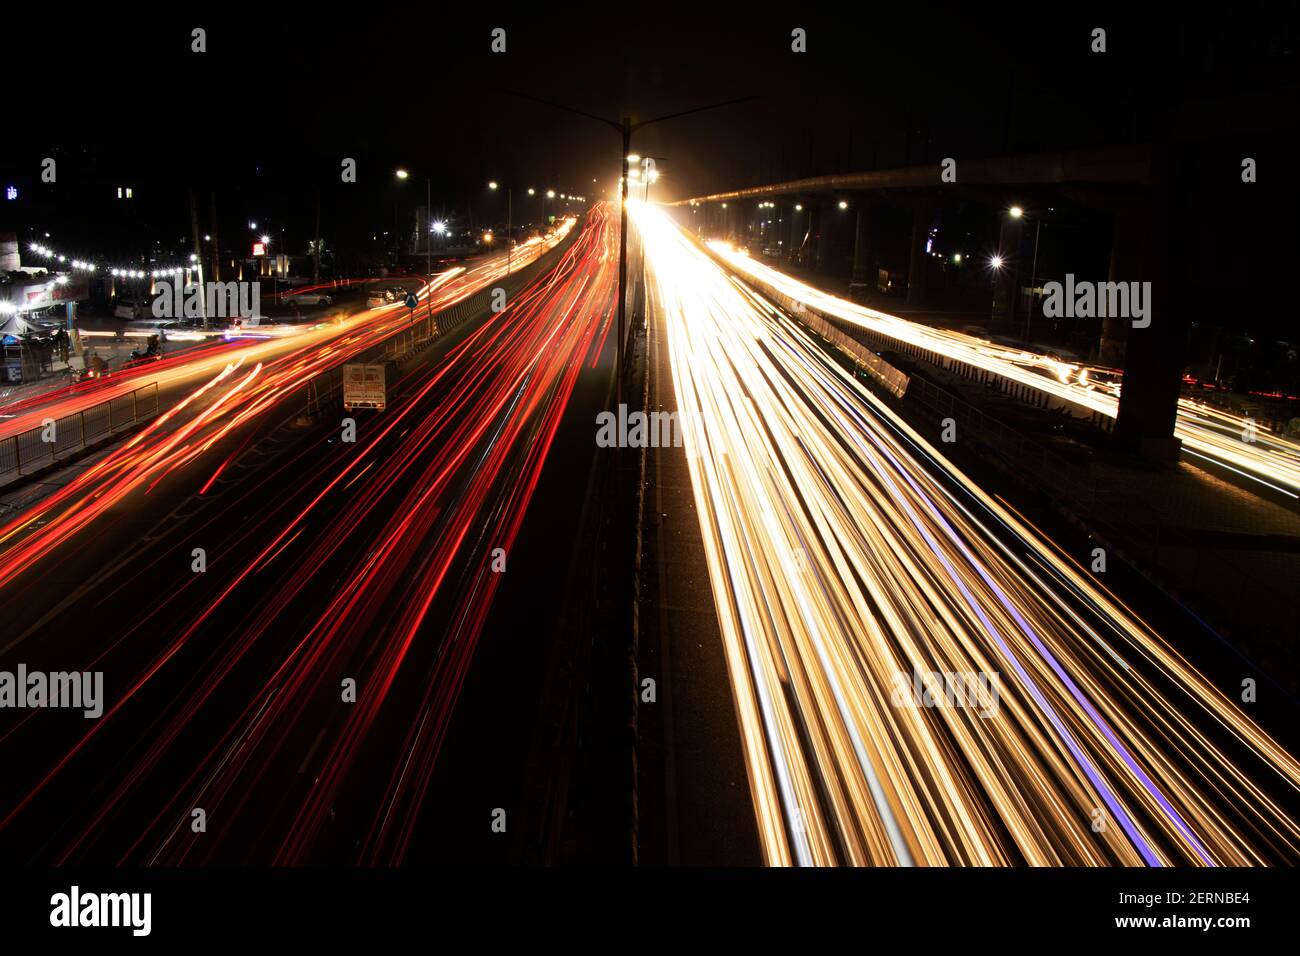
[125,336,162,368]
[126,347,162,365]
[74,364,108,384]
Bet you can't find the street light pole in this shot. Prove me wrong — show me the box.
[497,89,756,403]
[618,118,631,401]
[397,168,435,298]
[1025,218,1041,343]
[490,181,514,276]
[989,256,1004,323]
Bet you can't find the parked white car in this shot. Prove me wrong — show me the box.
[290,291,333,307]
[113,300,151,320]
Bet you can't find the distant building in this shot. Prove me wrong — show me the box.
[0,233,17,273]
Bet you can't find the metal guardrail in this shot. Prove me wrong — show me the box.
[847,321,1116,433]
[787,301,911,398]
[695,234,1294,674]
[0,382,160,489]
[695,237,1108,510]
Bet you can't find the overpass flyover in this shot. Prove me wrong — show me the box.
[667,144,1186,460]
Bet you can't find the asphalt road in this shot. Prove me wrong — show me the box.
[0,210,617,864]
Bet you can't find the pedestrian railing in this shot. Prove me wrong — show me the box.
[0,382,160,489]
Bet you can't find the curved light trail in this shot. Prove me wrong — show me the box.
[639,203,1300,866]
[708,241,1300,498]
[0,211,614,864]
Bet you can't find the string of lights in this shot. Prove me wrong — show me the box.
[26,240,199,281]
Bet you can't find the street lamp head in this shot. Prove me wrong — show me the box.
[261,235,271,245]
[395,169,410,180]
[838,200,848,210]
[794,204,803,212]
[1009,205,1024,219]
[990,255,1004,270]
[626,153,641,164]
[528,188,536,196]
[547,189,555,198]
[488,181,499,190]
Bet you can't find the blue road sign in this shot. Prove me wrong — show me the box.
[404,293,418,309]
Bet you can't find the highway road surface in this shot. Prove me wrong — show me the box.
[637,202,1300,866]
[0,208,616,864]
[707,242,1300,501]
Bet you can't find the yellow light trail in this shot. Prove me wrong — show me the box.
[637,203,1300,867]
[707,242,1300,498]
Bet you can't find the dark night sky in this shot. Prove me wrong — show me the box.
[3,5,1298,291]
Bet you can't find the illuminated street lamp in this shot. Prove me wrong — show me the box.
[489,181,515,275]
[396,168,433,292]
[988,255,1004,323]
[501,89,755,402]
[1005,204,1041,341]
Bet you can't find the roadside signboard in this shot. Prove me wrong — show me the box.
[15,275,89,309]
[342,362,386,411]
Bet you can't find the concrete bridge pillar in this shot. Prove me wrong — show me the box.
[850,202,875,301]
[1114,149,1184,461]
[790,200,809,264]
[816,200,837,271]
[1099,206,1140,367]
[907,204,933,306]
